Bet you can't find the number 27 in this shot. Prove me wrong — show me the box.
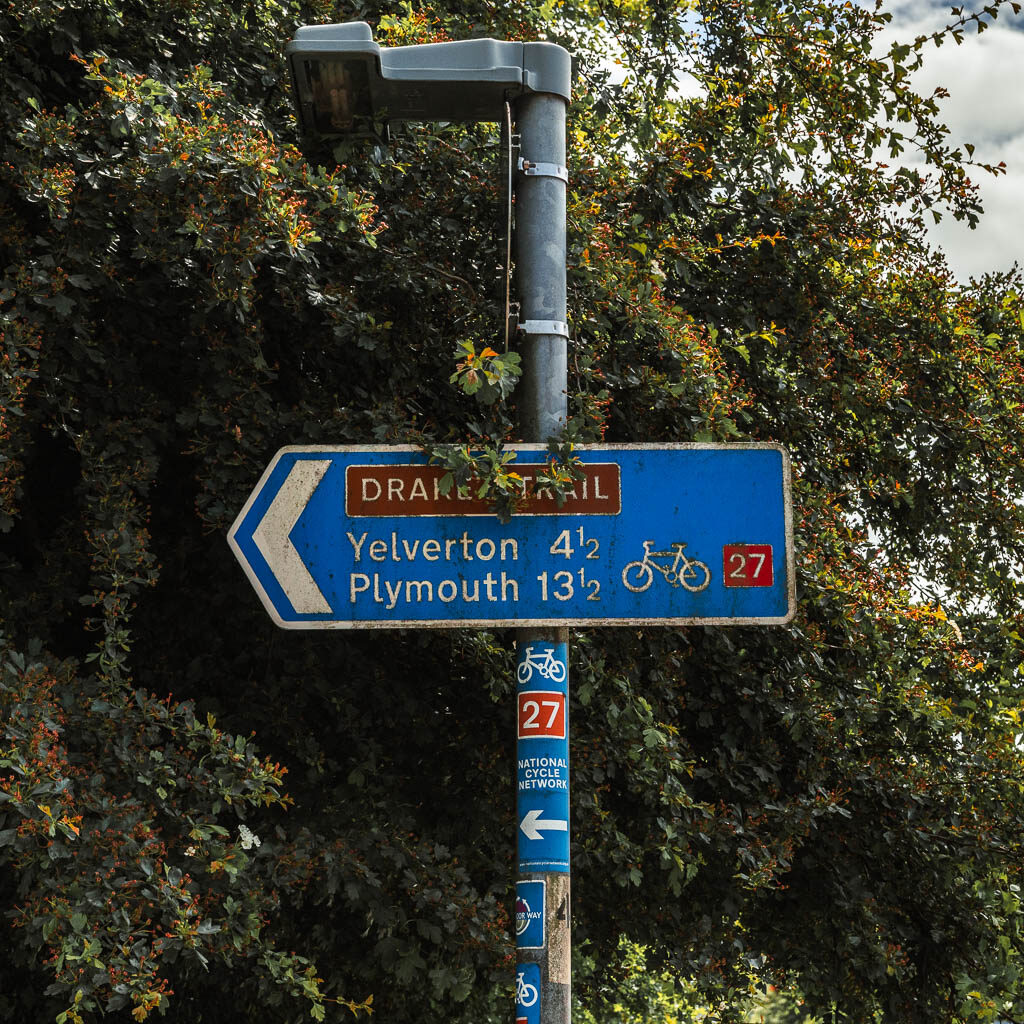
[728,551,765,579]
[522,699,562,730]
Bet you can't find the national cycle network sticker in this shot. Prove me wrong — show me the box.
[516,640,570,874]
[516,880,545,949]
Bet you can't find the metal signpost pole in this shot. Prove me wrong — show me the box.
[250,25,792,1024]
[512,90,571,1024]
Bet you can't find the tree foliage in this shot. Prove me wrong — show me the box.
[3,0,1024,1022]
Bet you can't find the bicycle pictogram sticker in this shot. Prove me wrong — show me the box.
[621,540,711,594]
[517,645,567,685]
[516,970,539,1007]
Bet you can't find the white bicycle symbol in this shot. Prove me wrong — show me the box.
[621,540,711,593]
[516,970,539,1007]
[517,645,566,685]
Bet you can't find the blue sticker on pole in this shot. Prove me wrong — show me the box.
[516,880,546,949]
[517,641,569,874]
[516,962,541,1024]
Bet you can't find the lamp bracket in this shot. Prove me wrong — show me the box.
[286,22,572,144]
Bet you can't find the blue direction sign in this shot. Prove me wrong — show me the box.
[227,443,794,628]
[517,641,569,874]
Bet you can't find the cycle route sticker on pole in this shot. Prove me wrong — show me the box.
[227,443,795,628]
[516,962,541,1024]
[516,880,546,949]
[517,641,569,874]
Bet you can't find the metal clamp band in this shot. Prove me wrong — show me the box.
[517,319,570,338]
[518,157,569,184]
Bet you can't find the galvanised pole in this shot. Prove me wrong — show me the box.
[282,22,576,1021]
[513,88,570,1024]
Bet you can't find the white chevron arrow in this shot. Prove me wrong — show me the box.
[519,809,568,841]
[252,459,332,615]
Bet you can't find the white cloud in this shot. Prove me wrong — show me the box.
[876,2,1024,281]
[929,137,1024,281]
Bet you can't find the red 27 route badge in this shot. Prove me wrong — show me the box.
[723,544,774,587]
[518,691,567,739]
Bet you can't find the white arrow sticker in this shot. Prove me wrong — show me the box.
[252,459,332,615]
[519,808,569,841]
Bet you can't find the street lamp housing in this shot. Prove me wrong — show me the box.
[285,22,571,141]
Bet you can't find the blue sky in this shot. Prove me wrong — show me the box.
[880,0,1024,282]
